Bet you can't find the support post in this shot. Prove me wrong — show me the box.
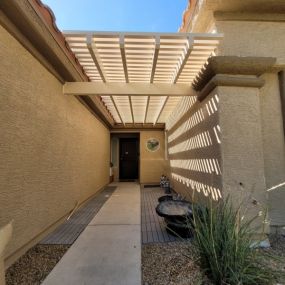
[194,56,278,236]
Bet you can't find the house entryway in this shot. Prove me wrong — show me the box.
[111,133,140,182]
[119,137,139,180]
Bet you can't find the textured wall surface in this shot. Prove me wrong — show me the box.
[217,85,271,233]
[140,131,166,184]
[215,20,285,228]
[166,94,222,202]
[218,86,267,220]
[0,25,110,263]
[176,1,285,232]
[214,20,285,227]
[259,74,285,226]
[216,21,285,61]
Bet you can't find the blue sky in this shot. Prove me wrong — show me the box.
[43,0,188,32]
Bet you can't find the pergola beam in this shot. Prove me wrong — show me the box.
[128,96,134,123]
[65,30,223,39]
[111,96,125,125]
[112,123,165,130]
[150,36,160,83]
[63,82,197,96]
[120,35,129,83]
[173,37,193,84]
[154,97,169,125]
[144,96,150,124]
[86,35,106,82]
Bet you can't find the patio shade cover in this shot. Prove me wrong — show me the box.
[64,31,222,125]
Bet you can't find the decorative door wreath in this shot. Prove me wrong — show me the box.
[146,138,160,152]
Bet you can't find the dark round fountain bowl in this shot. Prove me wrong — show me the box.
[166,222,193,238]
[156,200,193,220]
[156,200,194,238]
[158,195,173,203]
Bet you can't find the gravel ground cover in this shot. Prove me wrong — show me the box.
[142,241,208,285]
[5,186,115,285]
[266,235,285,283]
[5,244,70,285]
[142,235,285,285]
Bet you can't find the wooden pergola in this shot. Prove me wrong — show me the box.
[63,31,222,126]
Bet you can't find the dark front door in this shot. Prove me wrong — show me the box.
[119,138,139,180]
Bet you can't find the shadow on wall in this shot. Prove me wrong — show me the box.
[166,93,222,202]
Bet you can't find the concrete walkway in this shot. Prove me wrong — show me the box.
[42,182,141,285]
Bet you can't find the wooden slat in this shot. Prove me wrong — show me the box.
[154,97,169,125]
[173,37,194,84]
[150,36,160,83]
[86,35,106,82]
[144,96,150,124]
[119,35,129,83]
[111,96,125,125]
[128,95,134,123]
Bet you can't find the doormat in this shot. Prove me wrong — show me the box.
[144,184,160,188]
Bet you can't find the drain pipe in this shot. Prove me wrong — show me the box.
[0,221,13,285]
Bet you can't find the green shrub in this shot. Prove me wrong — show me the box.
[191,198,281,285]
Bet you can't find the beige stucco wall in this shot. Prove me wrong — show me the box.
[166,93,222,202]
[0,25,110,264]
[140,131,166,184]
[182,4,285,229]
[215,21,285,62]
[185,2,285,63]
[214,21,285,228]
[165,85,269,230]
[218,86,267,224]
[259,73,285,227]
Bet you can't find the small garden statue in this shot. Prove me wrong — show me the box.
[164,178,171,194]
[160,174,166,188]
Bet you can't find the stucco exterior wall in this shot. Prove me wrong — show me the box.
[166,93,222,202]
[259,73,285,227]
[214,21,285,228]
[0,25,110,264]
[140,131,166,184]
[215,21,285,62]
[218,85,267,208]
[181,3,285,229]
[216,84,272,232]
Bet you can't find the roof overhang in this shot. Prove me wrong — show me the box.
[63,31,222,126]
